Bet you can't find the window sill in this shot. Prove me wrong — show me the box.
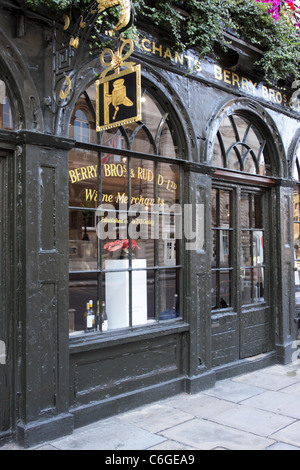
[69,320,189,354]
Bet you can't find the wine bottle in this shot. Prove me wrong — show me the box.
[172,294,179,317]
[102,300,108,331]
[85,300,95,332]
[96,300,100,331]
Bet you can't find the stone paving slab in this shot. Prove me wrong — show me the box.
[231,368,300,391]
[242,390,300,420]
[44,418,167,451]
[268,421,300,448]
[159,417,276,451]
[202,378,265,403]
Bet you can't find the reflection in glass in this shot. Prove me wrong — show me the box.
[159,269,180,320]
[69,209,98,272]
[219,190,231,227]
[158,162,180,207]
[1,97,14,130]
[242,267,264,304]
[241,192,265,305]
[69,149,98,208]
[211,271,231,310]
[211,188,232,310]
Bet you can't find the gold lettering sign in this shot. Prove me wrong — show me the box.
[96,39,142,132]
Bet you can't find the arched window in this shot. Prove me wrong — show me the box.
[213,114,271,176]
[68,82,183,336]
[212,113,272,311]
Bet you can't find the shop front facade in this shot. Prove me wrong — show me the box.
[0,0,299,447]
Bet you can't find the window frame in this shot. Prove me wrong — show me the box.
[68,83,186,339]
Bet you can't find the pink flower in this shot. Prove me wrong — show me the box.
[104,239,140,252]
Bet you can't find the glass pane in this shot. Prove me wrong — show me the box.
[253,231,264,266]
[69,273,98,335]
[241,267,265,304]
[211,271,232,310]
[158,269,180,320]
[158,214,179,267]
[241,268,252,304]
[227,147,241,171]
[240,193,250,229]
[158,162,180,207]
[219,190,231,227]
[105,267,130,329]
[220,230,231,268]
[1,97,14,130]
[159,118,179,158]
[241,231,251,267]
[253,267,264,302]
[220,271,231,308]
[131,125,155,154]
[213,134,224,168]
[219,116,235,148]
[101,128,126,150]
[246,126,262,154]
[253,195,263,229]
[105,260,149,329]
[211,271,217,310]
[69,209,97,272]
[215,114,268,176]
[146,270,155,321]
[294,159,300,180]
[259,153,266,176]
[294,186,300,222]
[294,186,300,303]
[243,154,257,174]
[295,258,300,306]
[212,230,217,268]
[102,154,128,209]
[131,158,155,208]
[212,188,218,227]
[141,91,163,137]
[69,149,98,208]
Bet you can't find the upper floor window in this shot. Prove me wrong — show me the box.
[213,114,271,176]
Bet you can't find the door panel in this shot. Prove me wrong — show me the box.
[211,185,274,366]
[240,305,272,358]
[239,190,272,359]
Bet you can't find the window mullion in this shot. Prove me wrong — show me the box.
[128,155,133,328]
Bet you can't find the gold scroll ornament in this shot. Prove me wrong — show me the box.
[59,0,133,101]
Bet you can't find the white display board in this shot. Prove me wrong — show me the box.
[105,259,147,329]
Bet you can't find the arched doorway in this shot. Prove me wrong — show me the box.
[209,108,284,365]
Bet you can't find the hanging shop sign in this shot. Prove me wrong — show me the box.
[96,39,141,132]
